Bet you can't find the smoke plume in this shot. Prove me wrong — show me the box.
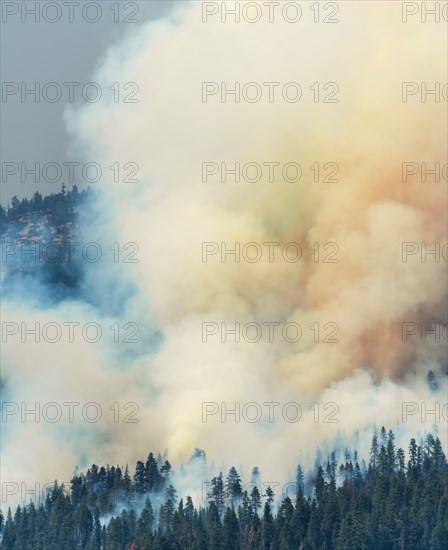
[2,0,447,505]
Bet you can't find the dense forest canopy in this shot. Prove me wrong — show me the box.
[1,429,447,550]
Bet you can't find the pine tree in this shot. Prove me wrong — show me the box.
[314,466,325,504]
[134,461,146,493]
[222,507,239,550]
[159,498,175,533]
[2,508,16,550]
[291,491,310,548]
[386,429,396,476]
[206,501,222,550]
[209,473,225,516]
[250,486,262,516]
[160,460,172,483]
[430,494,448,549]
[261,501,274,550]
[296,464,305,496]
[86,507,101,550]
[275,497,295,550]
[370,432,379,470]
[265,486,274,506]
[137,497,154,539]
[225,466,243,509]
[145,453,160,492]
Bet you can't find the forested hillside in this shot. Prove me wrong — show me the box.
[0,186,95,286]
[1,429,447,550]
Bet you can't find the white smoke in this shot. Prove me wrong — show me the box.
[1,0,447,508]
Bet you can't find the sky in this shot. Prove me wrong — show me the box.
[1,0,177,205]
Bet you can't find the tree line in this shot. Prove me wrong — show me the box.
[1,429,447,549]
[0,185,94,226]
